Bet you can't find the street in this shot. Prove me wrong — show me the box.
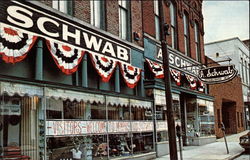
[234,152,250,160]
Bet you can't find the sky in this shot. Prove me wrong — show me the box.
[202,0,249,44]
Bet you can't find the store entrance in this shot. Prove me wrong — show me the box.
[222,101,236,134]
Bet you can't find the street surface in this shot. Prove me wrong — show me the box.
[155,130,249,160]
[233,152,250,160]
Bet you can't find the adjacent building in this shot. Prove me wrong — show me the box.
[205,38,250,130]
[0,0,214,160]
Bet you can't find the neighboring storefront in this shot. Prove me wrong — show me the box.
[143,36,215,156]
[0,1,155,160]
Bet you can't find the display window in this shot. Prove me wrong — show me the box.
[132,132,154,154]
[0,94,41,160]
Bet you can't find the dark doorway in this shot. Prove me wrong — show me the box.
[222,101,236,134]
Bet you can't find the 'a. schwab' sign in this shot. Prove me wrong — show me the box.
[0,0,131,63]
[198,65,238,84]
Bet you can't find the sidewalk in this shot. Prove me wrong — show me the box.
[155,130,249,160]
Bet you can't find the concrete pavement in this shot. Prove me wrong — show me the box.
[154,130,249,160]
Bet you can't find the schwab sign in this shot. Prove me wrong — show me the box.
[198,65,238,84]
[0,0,131,63]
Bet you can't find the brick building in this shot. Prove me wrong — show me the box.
[0,0,214,159]
[206,57,245,138]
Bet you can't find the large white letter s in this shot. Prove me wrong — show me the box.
[7,6,33,28]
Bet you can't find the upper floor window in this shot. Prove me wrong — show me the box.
[154,0,160,40]
[170,1,177,49]
[119,0,130,41]
[91,0,105,29]
[241,57,245,83]
[245,60,248,84]
[194,22,201,62]
[183,12,190,57]
[52,0,70,14]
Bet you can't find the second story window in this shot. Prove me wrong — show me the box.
[170,1,177,49]
[52,0,69,14]
[91,0,105,29]
[241,57,245,83]
[154,0,160,40]
[183,12,190,57]
[195,22,201,62]
[119,0,130,41]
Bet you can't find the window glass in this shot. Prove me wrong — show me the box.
[131,107,152,121]
[183,13,190,56]
[91,0,103,29]
[132,132,154,154]
[198,100,215,136]
[52,0,68,14]
[108,105,130,120]
[186,98,197,137]
[170,2,177,49]
[0,95,40,160]
[119,0,129,40]
[154,0,160,40]
[194,22,201,62]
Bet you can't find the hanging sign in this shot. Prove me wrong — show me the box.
[0,0,131,63]
[198,65,238,84]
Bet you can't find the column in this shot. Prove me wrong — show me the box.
[82,54,88,87]
[35,39,43,81]
[115,66,120,93]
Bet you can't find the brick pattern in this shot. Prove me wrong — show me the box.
[40,0,52,7]
[106,0,119,36]
[131,0,143,46]
[142,0,155,37]
[207,58,245,138]
[74,0,90,23]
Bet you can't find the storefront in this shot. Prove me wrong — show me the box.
[143,36,215,156]
[0,1,155,160]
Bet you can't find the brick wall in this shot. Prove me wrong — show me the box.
[74,0,90,23]
[207,57,245,138]
[142,0,155,37]
[131,0,143,46]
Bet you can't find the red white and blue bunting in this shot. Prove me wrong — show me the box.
[170,68,181,86]
[198,80,205,92]
[146,59,164,78]
[0,25,37,63]
[89,52,118,82]
[119,62,141,88]
[46,40,85,75]
[185,74,197,90]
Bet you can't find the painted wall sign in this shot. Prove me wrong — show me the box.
[156,46,201,76]
[0,0,131,63]
[198,65,238,84]
[46,121,154,136]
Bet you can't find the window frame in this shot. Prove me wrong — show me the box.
[154,0,160,40]
[194,21,201,62]
[90,0,106,29]
[170,1,177,49]
[52,0,73,15]
[183,12,190,57]
[119,0,131,41]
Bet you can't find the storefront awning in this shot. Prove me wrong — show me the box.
[0,81,43,97]
[45,87,105,104]
[154,89,180,106]
[106,96,152,109]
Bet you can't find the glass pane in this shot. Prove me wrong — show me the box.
[131,107,152,121]
[132,132,154,154]
[59,1,68,13]
[108,105,130,120]
[109,134,132,158]
[171,27,176,48]
[170,2,175,26]
[0,95,40,160]
[93,0,101,28]
[186,98,198,137]
[155,16,160,40]
[52,0,59,10]
[154,0,159,15]
[121,9,127,40]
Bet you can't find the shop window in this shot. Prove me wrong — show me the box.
[173,100,181,122]
[198,100,215,136]
[108,134,133,158]
[0,95,40,160]
[47,135,108,160]
[131,107,152,121]
[157,131,168,142]
[155,105,165,120]
[108,105,130,120]
[132,132,154,154]
[186,98,198,137]
[91,102,106,120]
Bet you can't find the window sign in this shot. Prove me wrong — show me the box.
[0,104,21,115]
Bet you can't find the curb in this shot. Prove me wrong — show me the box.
[226,151,244,160]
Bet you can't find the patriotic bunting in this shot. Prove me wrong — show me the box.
[0,24,37,63]
[185,74,197,90]
[146,59,164,78]
[89,52,118,82]
[119,62,141,88]
[46,40,84,75]
[170,68,181,86]
[198,80,205,92]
